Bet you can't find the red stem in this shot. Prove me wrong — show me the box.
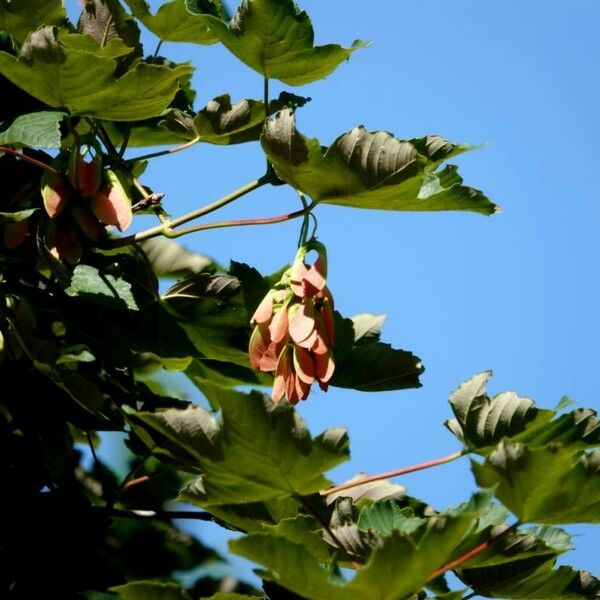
[320,450,465,496]
[428,521,520,580]
[0,146,58,175]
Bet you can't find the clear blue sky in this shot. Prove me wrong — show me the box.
[84,0,600,584]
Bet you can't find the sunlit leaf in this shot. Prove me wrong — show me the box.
[65,264,139,311]
[186,0,368,85]
[129,383,349,506]
[358,500,425,537]
[123,0,225,45]
[0,110,67,148]
[446,371,540,451]
[0,31,193,121]
[111,580,192,600]
[262,109,498,215]
[0,209,38,223]
[0,0,67,44]
[459,561,600,599]
[472,442,600,524]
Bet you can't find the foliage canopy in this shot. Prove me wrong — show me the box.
[0,1,597,599]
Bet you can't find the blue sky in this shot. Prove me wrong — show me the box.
[81,0,600,585]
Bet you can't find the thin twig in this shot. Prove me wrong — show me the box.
[320,450,466,496]
[428,521,521,581]
[0,146,58,175]
[123,475,150,491]
[86,431,99,467]
[161,199,318,239]
[264,76,270,118]
[124,137,200,164]
[118,124,131,159]
[104,507,215,522]
[110,175,275,247]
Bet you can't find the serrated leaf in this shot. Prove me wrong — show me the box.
[140,237,213,278]
[123,0,224,45]
[0,209,38,223]
[111,581,192,600]
[262,110,498,215]
[77,0,141,52]
[130,383,349,506]
[230,534,342,600]
[459,561,600,599]
[0,111,67,148]
[232,501,480,600]
[65,264,139,311]
[0,0,67,44]
[161,92,310,145]
[445,371,540,451]
[0,31,192,121]
[447,373,600,456]
[358,500,425,537]
[193,94,266,144]
[332,340,423,392]
[472,442,600,523]
[262,515,331,563]
[186,0,368,86]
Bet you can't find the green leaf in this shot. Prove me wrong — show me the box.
[161,92,310,145]
[332,312,423,392]
[0,110,67,148]
[77,0,141,53]
[65,264,139,311]
[0,31,193,121]
[231,534,342,600]
[459,561,600,599]
[472,442,600,523]
[129,383,349,505]
[164,271,250,365]
[0,0,67,44]
[184,358,271,410]
[0,208,38,223]
[140,237,214,278]
[261,514,331,563]
[189,94,266,144]
[358,500,425,537]
[446,372,600,455]
[445,371,541,451]
[111,581,192,600]
[123,0,224,45]
[262,109,498,215]
[186,0,368,85]
[232,502,480,600]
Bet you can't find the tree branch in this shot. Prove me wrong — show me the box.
[124,137,200,164]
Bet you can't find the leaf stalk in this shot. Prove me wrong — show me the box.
[320,450,466,496]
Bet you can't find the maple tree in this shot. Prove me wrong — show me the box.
[1,1,599,599]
